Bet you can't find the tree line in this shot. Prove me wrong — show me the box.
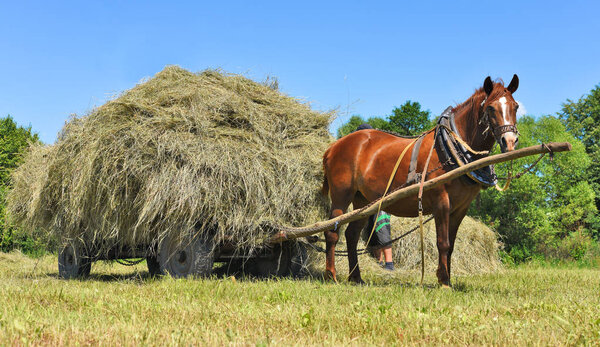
[0,116,42,253]
[1,85,600,262]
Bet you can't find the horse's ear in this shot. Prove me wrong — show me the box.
[507,74,519,94]
[484,76,493,96]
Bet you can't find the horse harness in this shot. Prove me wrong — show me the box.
[402,107,500,187]
[433,107,498,187]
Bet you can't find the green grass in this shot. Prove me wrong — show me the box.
[1,251,599,345]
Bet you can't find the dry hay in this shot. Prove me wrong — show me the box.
[391,216,502,275]
[7,66,334,256]
[306,215,501,278]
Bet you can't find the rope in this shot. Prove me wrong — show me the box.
[495,159,513,192]
[494,144,551,191]
[302,216,435,256]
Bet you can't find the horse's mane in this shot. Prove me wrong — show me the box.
[451,79,507,140]
[452,79,506,121]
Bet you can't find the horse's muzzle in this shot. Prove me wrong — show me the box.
[500,132,519,153]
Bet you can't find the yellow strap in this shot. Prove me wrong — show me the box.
[363,135,420,248]
[348,132,424,278]
[418,209,425,284]
[494,174,512,191]
[417,137,436,286]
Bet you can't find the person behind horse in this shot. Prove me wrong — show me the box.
[355,123,394,271]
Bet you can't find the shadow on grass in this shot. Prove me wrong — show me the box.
[42,270,158,283]
[37,260,479,292]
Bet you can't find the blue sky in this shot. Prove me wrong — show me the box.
[1,1,599,144]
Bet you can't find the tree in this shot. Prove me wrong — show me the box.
[558,84,600,237]
[336,101,434,138]
[387,101,435,136]
[336,115,390,138]
[336,115,367,138]
[0,116,40,252]
[470,115,596,261]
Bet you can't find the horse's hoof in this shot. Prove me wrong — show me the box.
[440,284,452,289]
[324,270,337,283]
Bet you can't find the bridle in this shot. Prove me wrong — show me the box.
[479,96,520,144]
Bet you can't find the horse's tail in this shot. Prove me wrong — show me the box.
[321,148,330,197]
[321,175,329,197]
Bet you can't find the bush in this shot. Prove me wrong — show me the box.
[543,230,600,262]
[0,116,40,254]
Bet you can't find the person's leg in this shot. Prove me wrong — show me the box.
[382,246,394,270]
[383,246,393,262]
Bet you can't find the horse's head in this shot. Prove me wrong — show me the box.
[481,74,520,152]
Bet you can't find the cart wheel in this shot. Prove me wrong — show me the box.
[159,234,214,278]
[58,240,91,279]
[252,241,308,278]
[146,255,162,276]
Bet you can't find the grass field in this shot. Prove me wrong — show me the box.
[0,251,599,346]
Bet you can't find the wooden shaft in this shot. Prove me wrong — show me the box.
[268,142,571,243]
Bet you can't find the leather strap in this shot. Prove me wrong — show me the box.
[406,135,425,185]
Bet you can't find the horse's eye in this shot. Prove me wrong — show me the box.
[515,104,519,110]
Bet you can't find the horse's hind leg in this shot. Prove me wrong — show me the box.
[345,195,369,284]
[324,189,354,282]
[324,209,343,282]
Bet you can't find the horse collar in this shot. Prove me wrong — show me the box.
[434,108,498,187]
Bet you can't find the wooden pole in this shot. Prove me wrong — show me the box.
[269,142,571,243]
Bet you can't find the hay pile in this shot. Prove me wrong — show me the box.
[7,66,333,255]
[307,216,501,278]
[391,216,502,274]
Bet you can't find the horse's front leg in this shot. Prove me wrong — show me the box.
[324,208,344,282]
[432,190,451,287]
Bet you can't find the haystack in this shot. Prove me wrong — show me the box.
[391,216,502,274]
[306,216,501,278]
[7,66,333,255]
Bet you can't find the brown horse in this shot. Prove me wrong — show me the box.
[322,75,520,286]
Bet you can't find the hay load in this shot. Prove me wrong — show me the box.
[7,66,333,255]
